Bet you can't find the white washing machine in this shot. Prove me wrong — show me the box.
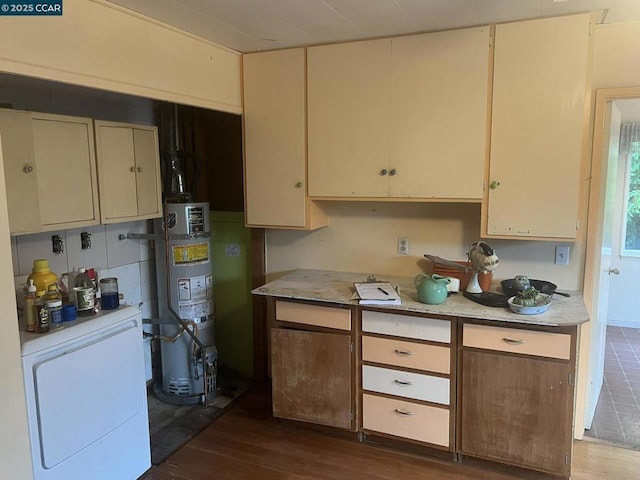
[20,306,151,480]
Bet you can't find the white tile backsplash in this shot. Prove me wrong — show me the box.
[139,259,155,303]
[139,220,154,262]
[105,222,147,268]
[12,220,157,318]
[66,225,108,272]
[16,230,68,276]
[102,262,142,307]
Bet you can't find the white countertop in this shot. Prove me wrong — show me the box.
[252,269,589,327]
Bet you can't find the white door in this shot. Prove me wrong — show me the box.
[607,100,640,328]
[584,102,621,428]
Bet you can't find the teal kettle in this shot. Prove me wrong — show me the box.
[415,273,451,305]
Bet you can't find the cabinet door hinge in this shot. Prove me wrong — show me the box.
[565,453,570,464]
[489,34,493,48]
[576,218,580,231]
[482,179,487,192]
[568,372,574,386]
[350,342,354,354]
[350,411,354,421]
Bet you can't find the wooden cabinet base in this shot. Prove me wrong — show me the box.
[271,328,353,430]
[459,350,573,477]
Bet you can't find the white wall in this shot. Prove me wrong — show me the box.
[266,199,583,291]
[0,120,33,480]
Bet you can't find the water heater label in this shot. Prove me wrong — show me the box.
[187,207,205,234]
[177,274,214,319]
[172,243,209,266]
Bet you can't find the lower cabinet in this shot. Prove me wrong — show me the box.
[267,298,578,477]
[458,322,576,477]
[360,310,455,450]
[270,300,355,430]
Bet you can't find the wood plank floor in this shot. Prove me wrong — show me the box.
[143,387,640,480]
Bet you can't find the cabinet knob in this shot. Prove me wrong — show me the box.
[23,165,34,174]
[295,181,303,189]
[130,166,136,172]
[137,167,143,173]
[380,169,388,176]
[608,267,620,276]
[489,180,500,190]
[389,169,397,176]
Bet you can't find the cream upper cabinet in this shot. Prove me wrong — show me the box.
[243,48,327,229]
[484,14,592,239]
[307,39,392,198]
[390,27,490,199]
[94,121,162,223]
[0,109,99,235]
[307,29,490,200]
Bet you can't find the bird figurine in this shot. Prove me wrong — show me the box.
[466,241,499,293]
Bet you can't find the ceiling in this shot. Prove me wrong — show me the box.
[106,0,640,53]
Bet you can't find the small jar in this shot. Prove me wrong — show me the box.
[47,299,63,329]
[100,278,119,310]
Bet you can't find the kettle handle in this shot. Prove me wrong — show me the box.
[414,273,429,288]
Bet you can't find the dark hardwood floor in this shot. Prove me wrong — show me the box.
[142,386,640,480]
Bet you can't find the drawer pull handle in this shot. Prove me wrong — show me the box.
[394,408,414,416]
[503,337,525,345]
[394,348,413,356]
[394,379,412,386]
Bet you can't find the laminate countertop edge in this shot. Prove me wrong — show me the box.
[252,269,589,328]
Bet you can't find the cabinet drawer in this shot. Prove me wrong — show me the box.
[275,301,351,331]
[362,365,449,405]
[362,310,450,343]
[363,394,449,447]
[362,336,450,374]
[463,323,571,360]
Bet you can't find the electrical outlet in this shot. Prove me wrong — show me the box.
[555,245,570,266]
[397,237,409,255]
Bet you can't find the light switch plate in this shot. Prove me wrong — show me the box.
[555,246,570,266]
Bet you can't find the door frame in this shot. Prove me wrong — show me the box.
[580,85,640,433]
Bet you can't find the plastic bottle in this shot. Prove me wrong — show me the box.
[74,268,95,317]
[27,259,58,294]
[35,290,49,333]
[24,279,37,332]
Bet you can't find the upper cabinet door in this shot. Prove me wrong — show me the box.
[32,114,99,228]
[485,14,592,239]
[132,128,162,218]
[308,39,392,198]
[0,110,99,235]
[243,48,317,228]
[0,109,40,234]
[390,27,490,199]
[95,121,162,223]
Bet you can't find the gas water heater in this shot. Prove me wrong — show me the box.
[154,201,217,405]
